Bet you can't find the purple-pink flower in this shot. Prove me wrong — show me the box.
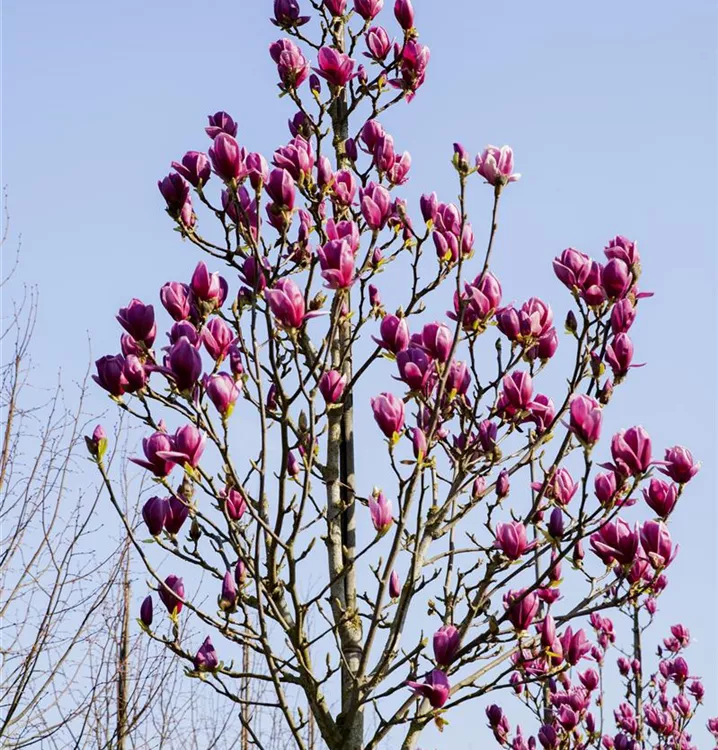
[406,669,450,708]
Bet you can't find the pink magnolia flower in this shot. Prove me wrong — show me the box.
[371,392,405,439]
[313,47,355,87]
[590,518,639,567]
[475,145,520,186]
[640,520,677,569]
[266,279,308,330]
[660,446,700,484]
[368,490,393,535]
[269,39,310,90]
[318,370,347,404]
[433,625,460,666]
[568,394,602,447]
[193,636,219,672]
[609,426,652,477]
[317,239,355,289]
[157,424,206,469]
[373,314,410,354]
[494,521,535,560]
[406,669,450,708]
[504,588,539,631]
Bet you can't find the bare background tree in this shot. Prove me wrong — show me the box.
[0,193,287,749]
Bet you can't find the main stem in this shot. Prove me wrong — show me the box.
[326,17,362,750]
[116,545,130,750]
[632,602,644,742]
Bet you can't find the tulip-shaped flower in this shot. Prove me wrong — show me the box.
[160,281,193,321]
[643,478,679,519]
[602,258,632,299]
[223,486,247,521]
[206,111,238,139]
[476,145,520,186]
[117,299,156,346]
[140,595,153,627]
[167,336,203,392]
[202,317,236,362]
[640,520,676,569]
[266,278,308,330]
[373,314,410,354]
[193,636,219,672]
[157,424,206,469]
[504,588,539,631]
[421,322,453,363]
[445,360,470,399]
[660,446,700,484]
[354,0,384,20]
[537,468,578,506]
[497,371,533,418]
[494,521,534,561]
[218,570,238,612]
[594,471,618,507]
[167,321,200,347]
[371,392,405,440]
[496,469,510,499]
[568,394,602,447]
[360,182,392,230]
[318,370,347,404]
[158,172,190,214]
[433,625,460,666]
[394,0,414,29]
[209,133,247,183]
[94,354,129,397]
[609,426,652,477]
[317,239,355,289]
[142,496,169,536]
[313,47,355,87]
[406,669,450,709]
[560,627,591,666]
[164,495,189,535]
[204,372,240,417]
[605,333,640,379]
[590,518,639,567]
[365,25,391,62]
[172,150,211,187]
[123,355,147,392]
[610,297,637,334]
[553,247,592,290]
[158,574,185,615]
[269,38,310,90]
[131,430,175,477]
[324,0,347,15]
[396,346,435,394]
[273,135,315,183]
[368,490,393,535]
[191,261,228,308]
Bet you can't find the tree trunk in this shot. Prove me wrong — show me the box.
[116,545,130,750]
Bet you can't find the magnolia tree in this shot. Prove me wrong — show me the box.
[90,1,715,748]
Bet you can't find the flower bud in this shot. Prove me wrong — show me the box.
[218,570,238,612]
[85,424,108,459]
[496,469,510,498]
[136,596,153,630]
[389,569,401,598]
[368,489,393,535]
[193,636,219,672]
[142,496,169,537]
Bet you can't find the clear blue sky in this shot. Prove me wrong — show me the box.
[4,0,717,746]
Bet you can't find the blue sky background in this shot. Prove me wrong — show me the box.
[4,0,717,746]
